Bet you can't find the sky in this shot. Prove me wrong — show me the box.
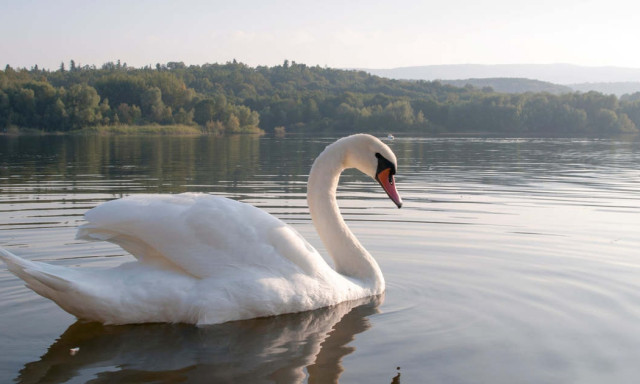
[2,0,640,71]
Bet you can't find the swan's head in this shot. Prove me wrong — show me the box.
[342,134,403,208]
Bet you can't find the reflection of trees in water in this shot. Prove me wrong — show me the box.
[0,135,407,197]
[18,296,383,384]
[0,135,265,195]
[0,135,362,202]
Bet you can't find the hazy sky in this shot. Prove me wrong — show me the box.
[2,0,640,70]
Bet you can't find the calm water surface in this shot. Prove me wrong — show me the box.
[0,134,639,383]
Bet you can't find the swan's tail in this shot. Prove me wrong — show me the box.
[0,247,37,279]
[0,247,74,297]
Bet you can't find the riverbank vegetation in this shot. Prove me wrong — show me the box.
[2,60,640,136]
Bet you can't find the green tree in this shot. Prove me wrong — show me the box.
[194,99,217,125]
[10,88,36,128]
[226,113,241,132]
[0,89,10,128]
[94,75,146,110]
[174,107,194,125]
[64,84,102,130]
[116,103,142,124]
[141,86,170,123]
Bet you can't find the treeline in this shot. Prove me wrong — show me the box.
[0,61,260,134]
[1,59,640,135]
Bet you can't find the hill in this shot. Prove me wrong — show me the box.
[364,64,640,85]
[568,82,640,97]
[440,78,572,94]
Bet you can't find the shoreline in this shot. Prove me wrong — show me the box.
[1,124,265,136]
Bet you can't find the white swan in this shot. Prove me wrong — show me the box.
[0,134,402,325]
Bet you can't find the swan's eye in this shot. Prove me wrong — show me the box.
[375,153,396,180]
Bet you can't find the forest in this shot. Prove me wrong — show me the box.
[1,60,640,136]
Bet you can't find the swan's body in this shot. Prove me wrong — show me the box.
[0,134,401,325]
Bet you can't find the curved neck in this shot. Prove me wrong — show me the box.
[307,141,384,291]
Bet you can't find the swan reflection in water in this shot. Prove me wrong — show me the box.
[18,296,392,384]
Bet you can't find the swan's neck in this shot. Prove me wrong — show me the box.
[307,141,384,291]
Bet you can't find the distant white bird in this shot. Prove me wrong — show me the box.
[387,134,395,140]
[0,134,402,325]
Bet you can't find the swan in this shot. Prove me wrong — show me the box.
[0,134,402,325]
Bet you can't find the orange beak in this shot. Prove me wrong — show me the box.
[376,168,402,208]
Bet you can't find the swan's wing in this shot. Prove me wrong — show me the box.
[77,193,326,279]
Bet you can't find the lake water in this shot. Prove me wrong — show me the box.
[0,134,639,383]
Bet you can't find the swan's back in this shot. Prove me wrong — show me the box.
[78,193,326,279]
